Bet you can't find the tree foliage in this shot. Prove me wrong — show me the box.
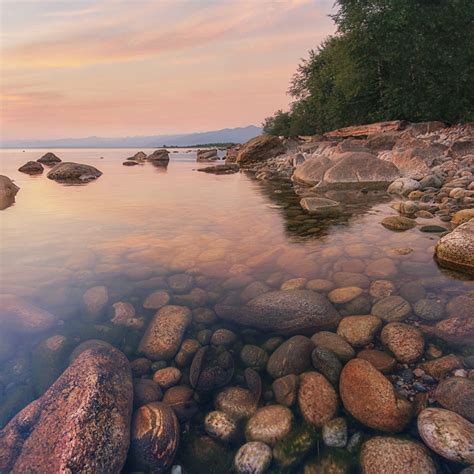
[263,0,474,136]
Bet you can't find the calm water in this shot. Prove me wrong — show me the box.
[0,148,471,470]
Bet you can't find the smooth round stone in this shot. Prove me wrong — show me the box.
[311,331,355,362]
[266,335,313,378]
[372,296,411,322]
[281,278,307,290]
[300,197,340,215]
[399,281,426,303]
[420,224,448,233]
[143,290,170,309]
[369,280,396,300]
[337,315,382,347]
[328,286,363,304]
[241,281,272,303]
[452,209,474,226]
[360,436,436,474]
[133,379,163,408]
[418,408,474,464]
[167,274,194,294]
[345,243,372,258]
[414,298,445,321]
[215,387,258,420]
[240,345,268,370]
[365,258,397,278]
[111,301,144,329]
[192,307,217,324]
[272,374,299,407]
[435,377,474,422]
[356,349,396,374]
[153,367,182,389]
[306,279,334,292]
[162,385,198,420]
[333,272,370,288]
[340,359,413,432]
[190,346,234,391]
[261,336,284,353]
[131,402,180,472]
[245,405,293,446]
[340,294,372,316]
[447,293,474,319]
[210,328,237,346]
[381,215,417,231]
[311,346,342,386]
[419,355,463,381]
[204,410,239,442]
[322,417,347,448]
[380,323,425,363]
[234,442,272,474]
[130,358,152,377]
[298,372,338,427]
[82,286,108,321]
[174,338,201,367]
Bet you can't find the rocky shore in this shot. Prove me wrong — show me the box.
[0,120,473,473]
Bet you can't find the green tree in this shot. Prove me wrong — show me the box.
[262,110,292,136]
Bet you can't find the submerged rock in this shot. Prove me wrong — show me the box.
[197,164,239,174]
[340,359,413,432]
[435,220,474,275]
[300,197,341,216]
[0,342,133,473]
[18,161,44,174]
[435,377,474,422]
[216,290,340,335]
[190,345,234,391]
[197,149,219,162]
[267,335,313,378]
[381,215,417,231]
[418,408,474,464]
[215,386,258,420]
[234,441,272,474]
[47,162,102,182]
[360,436,436,474]
[130,402,179,472]
[245,405,293,446]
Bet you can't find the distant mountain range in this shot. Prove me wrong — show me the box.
[1,125,262,149]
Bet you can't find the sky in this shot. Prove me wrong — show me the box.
[0,0,336,141]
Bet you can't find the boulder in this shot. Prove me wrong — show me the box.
[300,197,340,216]
[47,162,102,182]
[340,359,412,432]
[292,155,334,186]
[130,402,179,472]
[418,408,474,464]
[360,437,436,474]
[435,377,474,422]
[435,220,474,275]
[215,290,340,335]
[0,175,19,209]
[127,151,147,162]
[298,372,338,427]
[147,149,170,161]
[266,335,313,378]
[37,152,61,164]
[316,152,400,190]
[325,121,405,138]
[0,342,132,473]
[387,177,421,195]
[197,149,219,162]
[18,161,44,174]
[236,135,285,165]
[0,295,57,334]
[138,305,191,360]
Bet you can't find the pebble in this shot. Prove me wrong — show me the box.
[322,417,347,448]
[245,405,293,446]
[204,410,239,442]
[234,442,272,474]
[337,315,382,347]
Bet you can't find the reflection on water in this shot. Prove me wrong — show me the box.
[0,148,472,471]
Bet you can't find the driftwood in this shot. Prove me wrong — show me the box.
[325,121,406,138]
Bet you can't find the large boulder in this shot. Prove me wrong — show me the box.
[0,175,20,210]
[47,162,102,182]
[435,220,474,275]
[236,135,285,165]
[215,290,340,335]
[147,149,170,161]
[18,161,44,175]
[0,342,133,472]
[0,295,57,334]
[325,121,405,138]
[339,359,412,432]
[37,152,61,164]
[292,155,334,186]
[316,152,400,190]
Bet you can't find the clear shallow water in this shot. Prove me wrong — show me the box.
[0,148,472,471]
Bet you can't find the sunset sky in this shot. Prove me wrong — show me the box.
[1,0,335,141]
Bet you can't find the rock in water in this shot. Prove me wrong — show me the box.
[138,305,192,360]
[435,377,474,422]
[147,149,170,161]
[339,359,412,432]
[197,149,218,161]
[236,135,285,165]
[0,175,20,209]
[215,290,340,335]
[197,164,239,174]
[37,152,61,164]
[360,436,436,474]
[435,220,474,275]
[18,161,44,174]
[234,441,272,474]
[387,177,421,195]
[0,342,133,473]
[130,402,180,472]
[266,335,313,378]
[47,162,102,182]
[0,294,57,334]
[300,197,341,216]
[418,408,474,464]
[245,405,293,446]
